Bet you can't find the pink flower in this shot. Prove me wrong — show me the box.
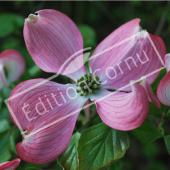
[157,54,170,105]
[0,158,20,170]
[0,50,25,89]
[8,9,165,164]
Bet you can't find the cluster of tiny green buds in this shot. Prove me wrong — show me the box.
[76,73,102,96]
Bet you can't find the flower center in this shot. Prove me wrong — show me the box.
[76,73,102,96]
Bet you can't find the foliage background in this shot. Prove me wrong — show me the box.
[0,1,170,170]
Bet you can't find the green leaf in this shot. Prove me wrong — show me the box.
[78,123,130,170]
[0,132,11,163]
[50,163,63,170]
[164,135,170,154]
[0,13,24,37]
[78,25,97,48]
[141,142,159,159]
[1,37,20,50]
[58,132,81,170]
[0,15,14,38]
[130,1,142,6]
[10,127,20,154]
[131,119,163,144]
[0,119,10,133]
[104,160,122,170]
[165,109,170,119]
[0,108,10,120]
[18,164,45,170]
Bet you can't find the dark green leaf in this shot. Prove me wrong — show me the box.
[0,15,14,37]
[130,1,142,6]
[0,108,11,121]
[164,135,170,154]
[78,123,130,170]
[104,160,122,170]
[10,127,20,154]
[0,14,24,37]
[131,119,163,144]
[1,38,20,50]
[141,142,159,159]
[0,132,11,163]
[18,164,45,170]
[58,132,81,170]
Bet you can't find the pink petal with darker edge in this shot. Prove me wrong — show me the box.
[90,83,149,131]
[8,79,87,164]
[0,158,20,170]
[89,19,166,91]
[165,54,170,72]
[157,71,170,106]
[0,64,8,88]
[0,50,25,89]
[24,9,86,81]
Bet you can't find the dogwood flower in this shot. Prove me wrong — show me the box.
[8,9,165,164]
[157,54,170,105]
[0,50,25,89]
[0,158,20,170]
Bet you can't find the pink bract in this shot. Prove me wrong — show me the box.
[0,50,25,89]
[89,19,165,91]
[8,9,165,164]
[24,10,86,81]
[9,79,87,164]
[157,54,170,106]
[90,83,149,131]
[0,158,20,170]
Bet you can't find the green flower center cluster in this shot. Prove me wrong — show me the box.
[76,73,102,96]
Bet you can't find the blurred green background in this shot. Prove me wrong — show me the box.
[0,1,170,170]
